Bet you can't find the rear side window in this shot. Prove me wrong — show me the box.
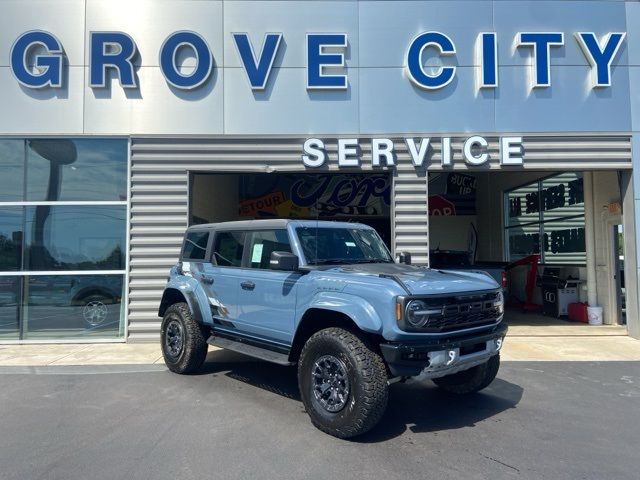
[213,231,246,267]
[248,229,292,269]
[182,231,209,260]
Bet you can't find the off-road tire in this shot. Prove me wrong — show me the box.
[298,327,388,439]
[432,354,500,394]
[161,302,208,374]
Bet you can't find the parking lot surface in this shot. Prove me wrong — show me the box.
[1,351,638,480]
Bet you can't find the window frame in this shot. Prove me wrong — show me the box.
[0,136,129,343]
[181,229,212,262]
[503,172,586,266]
[211,230,247,269]
[245,228,294,270]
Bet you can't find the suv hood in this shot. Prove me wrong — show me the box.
[331,263,499,295]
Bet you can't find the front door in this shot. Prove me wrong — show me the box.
[236,229,300,345]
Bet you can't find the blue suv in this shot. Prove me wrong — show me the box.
[159,219,507,438]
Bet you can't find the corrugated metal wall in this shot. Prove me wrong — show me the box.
[128,135,632,341]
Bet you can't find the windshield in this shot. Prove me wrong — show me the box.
[296,227,394,265]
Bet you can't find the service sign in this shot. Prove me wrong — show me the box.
[301,136,524,168]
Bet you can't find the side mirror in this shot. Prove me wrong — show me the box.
[397,251,412,265]
[270,251,299,271]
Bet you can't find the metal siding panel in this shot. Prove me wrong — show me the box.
[127,135,631,341]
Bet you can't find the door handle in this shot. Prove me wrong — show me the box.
[241,281,255,291]
[201,275,214,285]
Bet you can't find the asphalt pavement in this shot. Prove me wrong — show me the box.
[1,351,639,480]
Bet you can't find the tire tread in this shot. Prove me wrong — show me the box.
[298,327,388,438]
[162,302,208,374]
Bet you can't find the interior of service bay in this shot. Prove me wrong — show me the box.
[189,170,628,329]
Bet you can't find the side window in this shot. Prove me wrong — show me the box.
[213,231,245,267]
[248,229,292,269]
[182,231,209,260]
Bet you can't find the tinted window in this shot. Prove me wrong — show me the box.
[24,206,126,271]
[505,173,585,265]
[213,231,245,267]
[0,276,20,339]
[248,230,292,269]
[182,231,209,260]
[0,140,24,202]
[0,208,23,271]
[23,274,124,340]
[26,139,127,201]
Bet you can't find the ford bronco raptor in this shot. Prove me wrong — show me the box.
[159,219,507,438]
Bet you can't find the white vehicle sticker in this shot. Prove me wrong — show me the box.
[345,241,356,247]
[251,244,264,263]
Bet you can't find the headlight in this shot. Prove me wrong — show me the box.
[493,291,504,315]
[405,300,442,328]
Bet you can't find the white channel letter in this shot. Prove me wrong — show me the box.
[302,138,326,168]
[405,138,431,167]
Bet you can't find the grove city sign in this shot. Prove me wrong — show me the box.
[12,30,626,92]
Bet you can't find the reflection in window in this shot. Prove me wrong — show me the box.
[505,173,585,265]
[0,277,20,339]
[23,275,124,339]
[26,139,127,202]
[182,231,209,260]
[213,232,245,267]
[0,140,24,202]
[25,206,126,271]
[248,230,291,269]
[0,208,23,271]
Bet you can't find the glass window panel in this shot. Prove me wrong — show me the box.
[248,230,291,269]
[182,231,209,260]
[26,139,127,201]
[507,224,541,262]
[213,231,245,267]
[506,181,540,228]
[505,173,586,264]
[0,207,23,271]
[0,276,20,339]
[540,173,584,222]
[0,140,24,202]
[25,205,126,271]
[23,274,124,339]
[541,219,586,265]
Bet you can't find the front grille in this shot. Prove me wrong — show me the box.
[420,292,501,333]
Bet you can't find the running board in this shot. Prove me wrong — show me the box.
[207,336,294,366]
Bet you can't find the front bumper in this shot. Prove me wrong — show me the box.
[380,322,508,378]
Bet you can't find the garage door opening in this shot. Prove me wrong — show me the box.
[189,172,393,248]
[427,170,633,330]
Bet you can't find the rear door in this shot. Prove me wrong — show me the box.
[235,228,301,344]
[201,230,245,326]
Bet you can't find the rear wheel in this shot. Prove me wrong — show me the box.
[161,302,208,374]
[432,354,500,394]
[298,327,388,439]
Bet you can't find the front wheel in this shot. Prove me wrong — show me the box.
[161,302,208,374]
[432,354,500,394]
[298,327,389,439]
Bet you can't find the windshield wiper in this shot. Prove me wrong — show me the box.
[310,259,350,265]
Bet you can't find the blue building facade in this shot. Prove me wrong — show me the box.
[0,1,638,342]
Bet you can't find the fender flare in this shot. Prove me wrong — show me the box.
[159,276,206,324]
[301,291,384,335]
